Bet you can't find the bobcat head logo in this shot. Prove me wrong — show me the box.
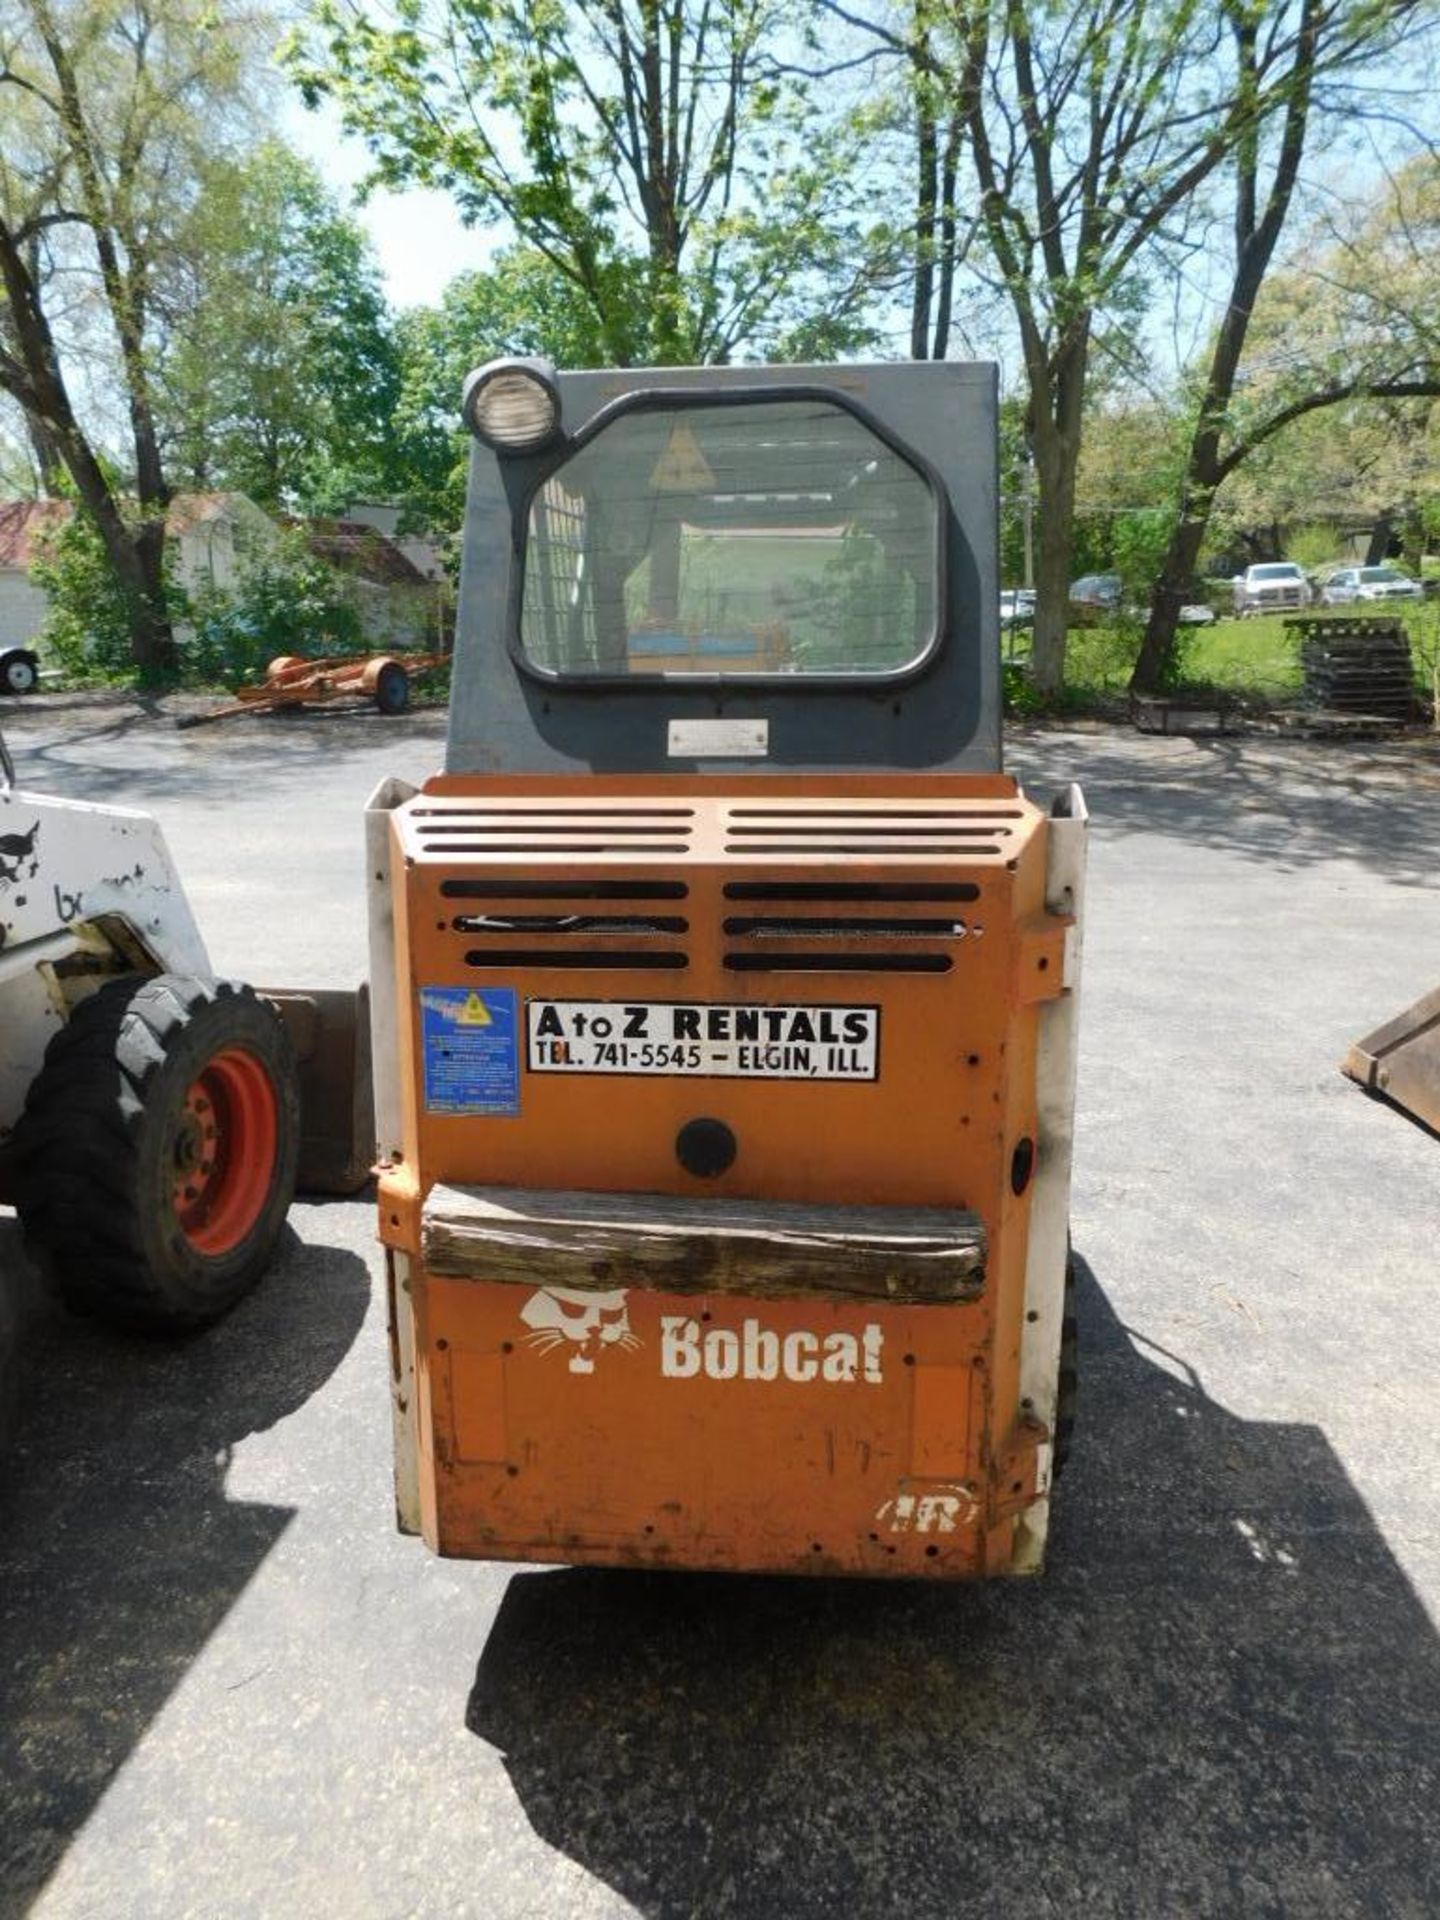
[519,1286,638,1375]
[0,821,39,892]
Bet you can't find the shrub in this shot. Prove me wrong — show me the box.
[29,508,182,684]
[183,537,363,687]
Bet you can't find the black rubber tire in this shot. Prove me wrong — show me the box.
[13,975,300,1332]
[1,650,38,696]
[1052,1248,1078,1481]
[374,662,410,715]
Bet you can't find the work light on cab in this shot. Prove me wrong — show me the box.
[463,358,561,453]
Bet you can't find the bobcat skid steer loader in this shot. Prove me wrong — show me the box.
[0,722,368,1361]
[368,359,1087,1579]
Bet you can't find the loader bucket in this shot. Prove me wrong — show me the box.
[1342,985,1440,1137]
[263,986,375,1194]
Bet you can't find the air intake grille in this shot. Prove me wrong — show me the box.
[721,804,1017,858]
[719,876,975,975]
[443,878,692,971]
[412,805,695,857]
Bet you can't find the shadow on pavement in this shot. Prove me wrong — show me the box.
[0,697,446,810]
[467,1257,1439,1919]
[1010,730,1440,889]
[0,1226,370,1915]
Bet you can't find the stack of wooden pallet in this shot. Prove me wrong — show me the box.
[1289,616,1417,720]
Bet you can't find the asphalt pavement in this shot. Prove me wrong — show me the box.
[1,694,1438,1920]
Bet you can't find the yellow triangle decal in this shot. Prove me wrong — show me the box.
[650,422,715,492]
[459,990,492,1027]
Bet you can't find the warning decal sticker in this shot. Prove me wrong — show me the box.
[421,986,520,1115]
[527,1000,879,1082]
[649,421,715,492]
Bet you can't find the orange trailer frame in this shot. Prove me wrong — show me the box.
[179,652,446,728]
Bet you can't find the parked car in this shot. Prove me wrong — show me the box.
[0,648,39,696]
[1233,562,1310,616]
[1319,565,1424,606]
[1000,588,1036,625]
[1069,572,1123,610]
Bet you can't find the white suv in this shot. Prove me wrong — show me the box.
[1319,565,1423,606]
[1233,563,1310,616]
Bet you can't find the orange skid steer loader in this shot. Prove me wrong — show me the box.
[367,359,1086,1578]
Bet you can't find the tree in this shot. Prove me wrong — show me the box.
[0,0,270,681]
[388,248,632,538]
[817,0,1431,692]
[1192,171,1440,572]
[160,140,402,512]
[287,0,884,368]
[1131,30,1440,694]
[1203,392,1440,571]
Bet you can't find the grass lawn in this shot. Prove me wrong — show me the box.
[1055,604,1440,707]
[1181,617,1305,693]
[1058,615,1304,700]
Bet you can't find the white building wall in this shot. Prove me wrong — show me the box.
[0,572,48,649]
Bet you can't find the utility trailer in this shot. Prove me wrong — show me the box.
[368,359,1086,1577]
[177,650,445,729]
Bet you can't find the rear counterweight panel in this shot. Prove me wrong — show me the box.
[373,773,1084,1576]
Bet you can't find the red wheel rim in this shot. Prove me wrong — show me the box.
[170,1048,279,1256]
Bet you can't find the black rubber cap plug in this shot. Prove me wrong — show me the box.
[676,1117,737,1179]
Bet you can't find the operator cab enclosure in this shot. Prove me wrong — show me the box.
[367,359,1087,1579]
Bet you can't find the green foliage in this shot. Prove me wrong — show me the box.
[1405,598,1440,726]
[1002,660,1048,717]
[1110,510,1177,598]
[1063,616,1145,694]
[30,510,182,684]
[287,0,884,368]
[162,141,403,511]
[183,537,363,687]
[1284,524,1338,569]
[389,249,631,536]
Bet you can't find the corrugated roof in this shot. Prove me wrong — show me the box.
[0,499,71,570]
[164,492,237,533]
[0,497,433,589]
[287,517,431,588]
[0,492,251,569]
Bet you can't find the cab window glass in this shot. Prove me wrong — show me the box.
[518,399,938,677]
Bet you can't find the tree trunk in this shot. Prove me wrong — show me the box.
[1134,493,1212,691]
[1365,512,1394,566]
[909,83,937,359]
[21,406,64,494]
[1400,509,1424,578]
[0,217,177,683]
[1130,4,1319,696]
[1027,338,1088,694]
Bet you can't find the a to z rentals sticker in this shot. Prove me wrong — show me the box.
[528,1000,879,1082]
[421,987,520,1114]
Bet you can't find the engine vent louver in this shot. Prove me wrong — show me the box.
[414,806,695,860]
[721,804,1013,860]
[722,952,952,974]
[722,882,979,903]
[726,807,1022,821]
[441,880,689,901]
[464,948,687,971]
[413,798,1011,975]
[719,869,976,974]
[723,916,963,938]
[456,914,688,935]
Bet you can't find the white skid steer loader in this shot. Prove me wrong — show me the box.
[0,720,370,1391]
